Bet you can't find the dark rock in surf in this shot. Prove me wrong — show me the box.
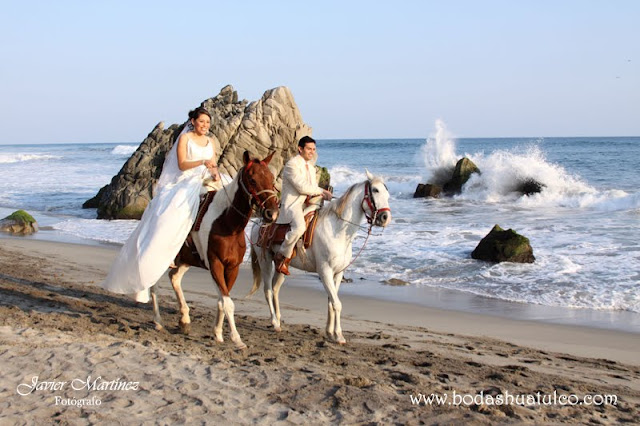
[471,224,535,263]
[413,183,442,198]
[443,157,480,195]
[514,178,545,196]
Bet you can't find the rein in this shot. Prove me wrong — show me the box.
[220,162,278,223]
[330,180,390,273]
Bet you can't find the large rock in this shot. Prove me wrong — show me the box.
[413,183,442,198]
[513,178,545,196]
[84,85,312,219]
[0,210,38,235]
[471,224,535,263]
[443,157,480,195]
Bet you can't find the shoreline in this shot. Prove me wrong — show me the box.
[2,236,640,423]
[4,225,640,336]
[1,236,639,365]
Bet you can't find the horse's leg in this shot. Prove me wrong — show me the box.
[271,270,286,332]
[319,266,346,344]
[149,284,164,331]
[262,252,281,331]
[328,270,345,340]
[222,266,246,349]
[209,261,246,349]
[214,296,225,343]
[168,264,192,334]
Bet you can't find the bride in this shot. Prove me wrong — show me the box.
[102,107,220,303]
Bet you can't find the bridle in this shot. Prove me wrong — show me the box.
[238,160,278,217]
[362,180,391,225]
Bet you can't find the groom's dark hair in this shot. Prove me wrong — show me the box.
[298,136,316,148]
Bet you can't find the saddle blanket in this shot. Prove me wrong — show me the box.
[257,210,319,250]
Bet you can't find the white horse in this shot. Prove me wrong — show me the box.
[248,171,391,344]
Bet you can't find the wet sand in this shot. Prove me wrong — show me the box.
[1,238,639,424]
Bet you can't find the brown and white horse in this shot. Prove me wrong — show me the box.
[150,151,278,349]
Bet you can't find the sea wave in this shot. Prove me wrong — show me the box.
[0,154,62,164]
[111,145,137,156]
[52,219,138,244]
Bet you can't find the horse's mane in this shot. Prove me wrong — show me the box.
[319,177,384,219]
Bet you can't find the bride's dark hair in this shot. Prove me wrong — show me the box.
[188,107,211,120]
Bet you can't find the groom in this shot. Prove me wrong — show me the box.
[274,136,333,275]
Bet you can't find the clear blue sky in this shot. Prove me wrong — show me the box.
[1,0,638,144]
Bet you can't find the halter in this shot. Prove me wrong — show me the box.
[238,160,278,216]
[362,180,391,225]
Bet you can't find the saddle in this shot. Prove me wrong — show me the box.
[257,210,320,252]
[176,190,217,270]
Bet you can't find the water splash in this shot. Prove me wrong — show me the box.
[420,119,458,185]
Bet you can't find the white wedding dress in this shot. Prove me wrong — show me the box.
[102,132,214,303]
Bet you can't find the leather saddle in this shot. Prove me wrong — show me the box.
[176,190,217,269]
[257,210,320,252]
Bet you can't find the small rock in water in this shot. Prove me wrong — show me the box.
[383,278,410,286]
[0,210,38,235]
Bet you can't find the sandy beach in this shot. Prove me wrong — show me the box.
[1,237,639,424]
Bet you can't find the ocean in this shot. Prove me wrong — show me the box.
[1,125,639,327]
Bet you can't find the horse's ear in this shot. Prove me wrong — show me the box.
[263,151,275,165]
[365,169,374,181]
[243,151,251,165]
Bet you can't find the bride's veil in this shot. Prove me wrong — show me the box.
[154,122,194,195]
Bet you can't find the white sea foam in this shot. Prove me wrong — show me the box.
[111,145,137,156]
[52,219,138,244]
[420,119,458,180]
[0,154,61,164]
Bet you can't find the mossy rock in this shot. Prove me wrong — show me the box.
[115,204,147,220]
[471,224,535,263]
[443,157,480,195]
[0,210,39,235]
[316,166,331,190]
[4,210,36,224]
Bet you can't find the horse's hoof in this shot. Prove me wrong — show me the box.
[154,322,164,331]
[274,326,282,333]
[235,342,248,350]
[179,321,191,335]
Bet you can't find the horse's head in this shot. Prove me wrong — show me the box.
[241,151,279,223]
[363,170,392,227]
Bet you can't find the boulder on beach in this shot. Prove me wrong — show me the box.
[413,183,442,199]
[471,224,535,263]
[84,85,315,220]
[0,210,39,235]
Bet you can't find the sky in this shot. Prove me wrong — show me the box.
[1,0,638,144]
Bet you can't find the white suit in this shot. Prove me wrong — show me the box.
[276,154,324,258]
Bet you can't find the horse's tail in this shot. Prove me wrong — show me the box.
[247,244,262,297]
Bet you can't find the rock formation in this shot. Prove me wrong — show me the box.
[0,210,38,235]
[413,183,442,199]
[413,157,480,198]
[513,178,545,196]
[443,157,480,195]
[84,85,314,219]
[471,224,535,263]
